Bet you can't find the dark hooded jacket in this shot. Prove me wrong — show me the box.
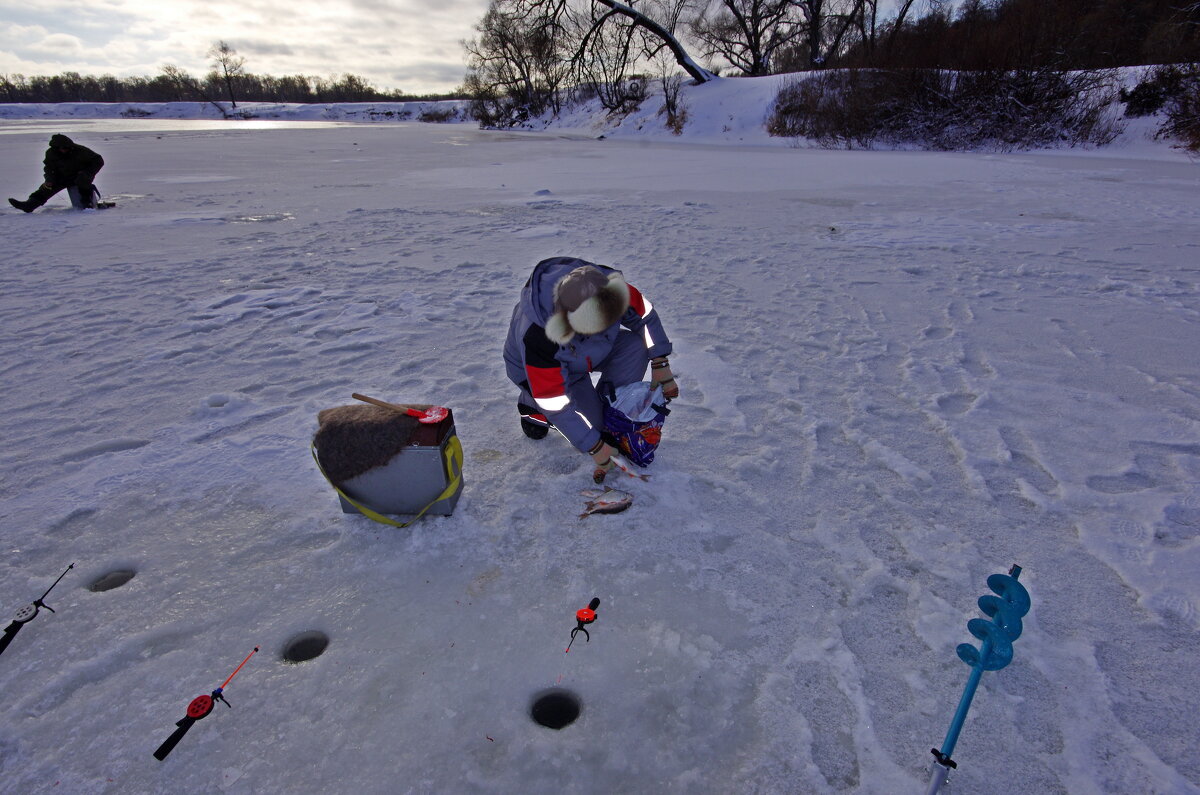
[503,257,672,453]
[43,134,104,187]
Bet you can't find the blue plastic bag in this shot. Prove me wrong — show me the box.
[602,382,670,467]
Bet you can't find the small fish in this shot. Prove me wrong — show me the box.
[579,487,634,518]
[608,453,650,481]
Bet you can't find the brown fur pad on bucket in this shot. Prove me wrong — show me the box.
[314,404,420,486]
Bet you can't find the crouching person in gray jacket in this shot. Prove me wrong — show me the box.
[503,256,678,482]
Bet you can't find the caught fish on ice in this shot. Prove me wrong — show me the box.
[579,487,634,518]
[609,453,650,481]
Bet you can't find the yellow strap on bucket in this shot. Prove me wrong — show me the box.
[311,435,463,528]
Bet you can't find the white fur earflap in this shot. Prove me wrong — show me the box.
[543,269,630,345]
[566,272,629,336]
[544,311,575,344]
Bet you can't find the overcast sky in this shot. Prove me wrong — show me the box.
[0,0,493,95]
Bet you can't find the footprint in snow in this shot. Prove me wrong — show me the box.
[936,392,977,415]
[1085,472,1156,494]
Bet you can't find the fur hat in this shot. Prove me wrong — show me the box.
[544,266,629,344]
[50,134,73,148]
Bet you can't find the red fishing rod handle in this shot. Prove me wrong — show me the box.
[187,695,215,720]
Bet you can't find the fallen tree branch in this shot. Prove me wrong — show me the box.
[592,0,717,83]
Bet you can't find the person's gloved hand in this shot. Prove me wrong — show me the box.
[590,441,617,483]
[651,357,679,400]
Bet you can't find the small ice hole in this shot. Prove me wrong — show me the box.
[530,689,581,729]
[89,570,136,592]
[283,631,329,663]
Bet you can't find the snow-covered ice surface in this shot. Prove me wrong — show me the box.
[1,87,1198,795]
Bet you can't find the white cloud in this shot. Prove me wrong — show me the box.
[0,0,491,93]
[29,33,85,55]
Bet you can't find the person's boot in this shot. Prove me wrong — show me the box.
[14,185,54,213]
[518,403,551,439]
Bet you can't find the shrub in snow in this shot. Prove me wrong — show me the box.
[1137,63,1200,152]
[1161,74,1200,151]
[1120,66,1187,117]
[768,67,1125,151]
[418,105,459,123]
[767,69,899,148]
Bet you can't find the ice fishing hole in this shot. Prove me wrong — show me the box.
[89,569,136,592]
[530,689,581,729]
[282,631,329,663]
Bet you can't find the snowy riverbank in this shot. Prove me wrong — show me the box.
[1,68,1193,158]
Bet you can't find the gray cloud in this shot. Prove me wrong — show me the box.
[0,0,490,93]
[389,59,471,89]
[225,38,296,57]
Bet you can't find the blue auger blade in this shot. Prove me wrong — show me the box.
[977,594,1024,641]
[986,573,1030,614]
[957,618,1014,671]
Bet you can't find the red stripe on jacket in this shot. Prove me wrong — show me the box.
[527,364,566,399]
[628,284,647,316]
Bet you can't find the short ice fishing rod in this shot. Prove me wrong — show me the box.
[565,598,600,653]
[154,646,259,761]
[0,563,74,659]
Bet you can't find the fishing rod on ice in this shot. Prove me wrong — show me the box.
[0,563,74,659]
[154,645,259,761]
[565,598,600,653]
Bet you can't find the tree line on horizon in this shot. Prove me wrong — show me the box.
[0,41,464,105]
[0,71,463,104]
[463,0,1200,128]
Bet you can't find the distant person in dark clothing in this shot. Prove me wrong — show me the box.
[8,134,104,212]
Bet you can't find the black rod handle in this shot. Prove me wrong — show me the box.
[0,623,23,657]
[153,716,196,761]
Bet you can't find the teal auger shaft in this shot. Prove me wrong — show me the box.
[927,565,1031,795]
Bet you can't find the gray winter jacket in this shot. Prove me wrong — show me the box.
[503,257,673,453]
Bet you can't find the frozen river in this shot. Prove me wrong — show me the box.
[1,118,1198,794]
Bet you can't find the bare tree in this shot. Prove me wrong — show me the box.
[689,0,805,75]
[640,0,694,130]
[161,64,231,117]
[208,41,246,108]
[575,7,643,110]
[465,0,713,126]
[592,0,716,82]
[785,0,867,68]
[464,0,575,124]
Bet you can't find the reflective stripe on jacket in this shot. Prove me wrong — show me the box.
[503,256,672,453]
